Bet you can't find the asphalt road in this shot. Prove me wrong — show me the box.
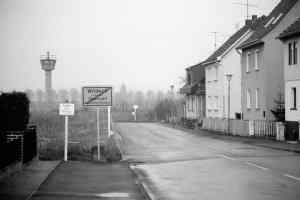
[116,122,300,200]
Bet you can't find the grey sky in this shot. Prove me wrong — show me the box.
[0,0,279,92]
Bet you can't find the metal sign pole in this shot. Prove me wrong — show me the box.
[108,106,111,136]
[64,116,69,161]
[97,107,100,160]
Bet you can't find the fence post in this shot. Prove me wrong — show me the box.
[249,120,254,136]
[298,121,300,141]
[276,122,285,141]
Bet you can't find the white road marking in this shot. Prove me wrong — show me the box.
[246,162,269,171]
[284,174,300,181]
[217,154,236,161]
[96,193,130,198]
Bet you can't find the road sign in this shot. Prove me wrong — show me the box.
[58,103,75,162]
[59,103,75,116]
[82,86,112,106]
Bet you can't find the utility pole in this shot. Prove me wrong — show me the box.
[226,74,233,135]
[233,0,258,20]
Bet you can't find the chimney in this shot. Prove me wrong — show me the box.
[252,15,258,21]
[245,19,252,26]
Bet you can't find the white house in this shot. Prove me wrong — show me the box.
[202,16,262,119]
[278,17,300,122]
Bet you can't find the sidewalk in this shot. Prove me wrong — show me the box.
[168,124,300,154]
[0,160,146,200]
[0,160,60,200]
[31,161,146,200]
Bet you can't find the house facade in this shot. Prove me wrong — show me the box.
[202,16,259,119]
[180,64,205,120]
[238,0,300,121]
[278,18,300,122]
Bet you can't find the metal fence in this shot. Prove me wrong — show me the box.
[0,125,37,169]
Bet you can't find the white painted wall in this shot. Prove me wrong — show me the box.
[205,63,224,118]
[284,36,300,121]
[285,80,300,121]
[205,29,252,119]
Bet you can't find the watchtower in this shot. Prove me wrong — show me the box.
[40,52,56,102]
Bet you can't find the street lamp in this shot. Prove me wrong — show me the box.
[133,105,139,121]
[226,74,233,135]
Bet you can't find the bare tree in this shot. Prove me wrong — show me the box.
[70,88,80,103]
[58,89,69,102]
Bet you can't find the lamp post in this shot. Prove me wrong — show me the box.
[133,105,138,121]
[226,74,233,135]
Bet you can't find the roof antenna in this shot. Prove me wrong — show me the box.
[211,32,219,50]
[233,0,258,20]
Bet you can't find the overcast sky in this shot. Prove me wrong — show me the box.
[0,0,279,92]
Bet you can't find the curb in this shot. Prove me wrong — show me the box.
[165,123,300,154]
[25,160,62,200]
[129,165,156,200]
[252,143,300,154]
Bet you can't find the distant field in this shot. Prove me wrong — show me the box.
[30,108,153,160]
[30,109,99,160]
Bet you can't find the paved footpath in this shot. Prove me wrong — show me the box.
[31,161,145,200]
[0,161,60,200]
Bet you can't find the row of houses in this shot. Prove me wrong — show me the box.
[180,0,300,126]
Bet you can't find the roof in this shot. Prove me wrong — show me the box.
[201,15,266,66]
[238,0,298,49]
[202,26,250,65]
[278,17,300,40]
[185,62,203,71]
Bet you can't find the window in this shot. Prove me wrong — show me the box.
[264,17,275,28]
[254,50,259,70]
[255,88,259,109]
[246,52,251,72]
[247,89,251,109]
[188,96,192,111]
[272,13,282,24]
[192,96,195,111]
[291,87,297,110]
[214,66,218,81]
[214,96,218,110]
[294,41,298,65]
[187,73,191,85]
[288,41,297,65]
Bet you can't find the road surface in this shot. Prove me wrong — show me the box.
[116,122,300,200]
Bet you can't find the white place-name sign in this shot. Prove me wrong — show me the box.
[59,103,75,116]
[82,86,113,106]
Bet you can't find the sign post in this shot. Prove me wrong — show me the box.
[82,86,113,161]
[64,116,68,161]
[108,106,111,136]
[59,103,75,162]
[96,107,100,160]
[133,105,138,121]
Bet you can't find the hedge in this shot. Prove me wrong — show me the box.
[0,92,30,131]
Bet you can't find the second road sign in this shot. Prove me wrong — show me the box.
[82,86,113,106]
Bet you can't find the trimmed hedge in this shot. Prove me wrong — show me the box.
[0,92,30,131]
